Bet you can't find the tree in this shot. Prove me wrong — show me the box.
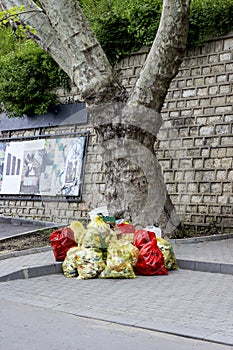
[0,0,191,236]
[0,39,70,117]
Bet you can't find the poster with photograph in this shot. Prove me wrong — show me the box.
[0,135,87,197]
[0,143,6,192]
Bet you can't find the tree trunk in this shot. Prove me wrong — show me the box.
[1,0,191,236]
[91,102,181,234]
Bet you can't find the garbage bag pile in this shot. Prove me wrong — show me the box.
[50,215,178,280]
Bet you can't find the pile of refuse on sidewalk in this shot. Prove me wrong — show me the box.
[49,208,178,280]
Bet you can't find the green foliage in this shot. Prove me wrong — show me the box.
[188,0,233,47]
[79,0,135,64]
[0,5,25,25]
[125,0,163,47]
[0,27,20,55]
[0,0,232,117]
[80,0,233,63]
[0,40,70,117]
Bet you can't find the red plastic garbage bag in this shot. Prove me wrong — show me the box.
[50,227,77,261]
[133,229,156,251]
[134,238,168,276]
[118,223,135,234]
[117,222,136,241]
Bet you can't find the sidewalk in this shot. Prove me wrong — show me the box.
[0,227,233,347]
[1,232,233,282]
[0,216,57,239]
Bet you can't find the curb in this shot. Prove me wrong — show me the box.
[177,259,233,275]
[0,262,63,282]
[169,233,233,244]
[0,246,52,260]
[0,257,232,283]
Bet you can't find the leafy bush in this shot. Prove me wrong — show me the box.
[80,0,233,62]
[188,0,233,47]
[0,40,70,117]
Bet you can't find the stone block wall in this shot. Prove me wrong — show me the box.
[0,33,232,231]
[118,34,233,231]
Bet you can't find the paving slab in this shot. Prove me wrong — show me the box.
[0,225,233,346]
[0,270,232,346]
[1,235,233,282]
[0,216,57,239]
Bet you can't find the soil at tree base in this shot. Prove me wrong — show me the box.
[0,225,224,255]
[0,231,52,255]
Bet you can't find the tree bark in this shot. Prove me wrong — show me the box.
[130,0,191,112]
[1,0,191,236]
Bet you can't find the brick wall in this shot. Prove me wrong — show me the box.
[118,33,233,231]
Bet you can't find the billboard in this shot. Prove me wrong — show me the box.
[0,134,88,199]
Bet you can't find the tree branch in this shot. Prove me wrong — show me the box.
[0,9,43,23]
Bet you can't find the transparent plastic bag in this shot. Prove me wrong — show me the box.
[157,237,179,270]
[100,239,139,279]
[62,247,80,278]
[83,216,116,249]
[70,221,86,247]
[75,247,105,279]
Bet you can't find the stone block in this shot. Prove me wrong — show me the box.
[193,157,204,167]
[200,97,211,107]
[226,63,233,71]
[208,54,218,63]
[191,195,202,203]
[200,125,214,136]
[209,86,218,95]
[202,66,211,74]
[219,84,231,94]
[182,89,195,97]
[174,170,183,181]
[215,105,232,113]
[216,170,227,180]
[215,124,230,134]
[205,76,216,85]
[197,87,208,96]
[186,99,199,107]
[220,263,233,275]
[221,136,233,146]
[223,37,233,50]
[184,170,195,181]
[217,196,228,204]
[182,138,194,147]
[193,108,203,116]
[222,182,232,192]
[216,74,227,83]
[211,64,225,73]
[211,96,226,105]
[203,195,216,204]
[221,205,232,215]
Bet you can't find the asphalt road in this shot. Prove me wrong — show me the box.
[1,299,231,350]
